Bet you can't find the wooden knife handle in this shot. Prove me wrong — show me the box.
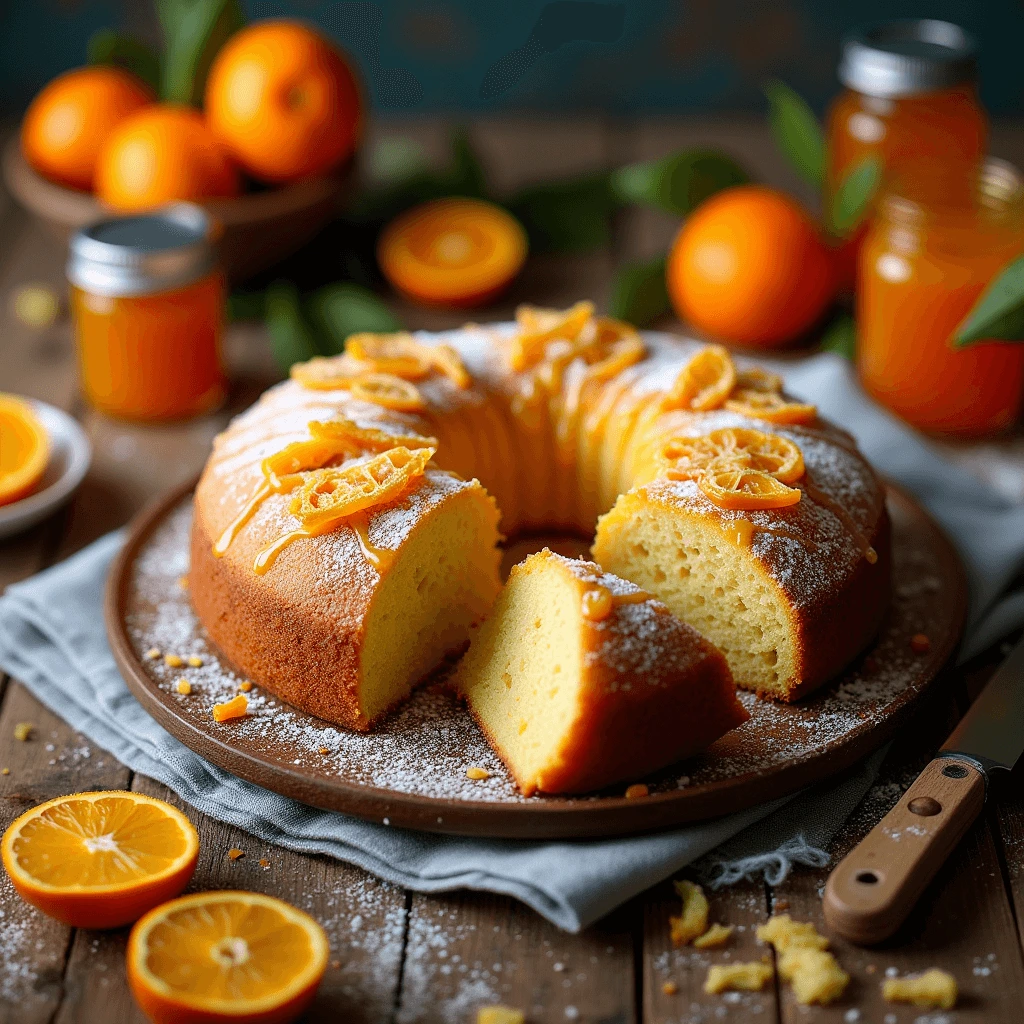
[823,757,986,945]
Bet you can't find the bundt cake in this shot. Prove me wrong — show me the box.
[189,302,889,734]
[452,549,747,795]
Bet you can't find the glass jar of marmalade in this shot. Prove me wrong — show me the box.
[68,204,227,422]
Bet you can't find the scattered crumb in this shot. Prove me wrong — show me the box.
[661,980,678,996]
[756,915,829,952]
[176,679,192,695]
[466,766,490,780]
[882,968,957,1009]
[773,898,790,912]
[910,633,931,654]
[477,1008,525,1024]
[227,848,245,861]
[694,923,734,949]
[212,695,248,722]
[318,747,330,755]
[779,948,849,1005]
[704,962,773,994]
[178,576,189,591]
[187,655,203,668]
[1,768,9,775]
[866,964,877,974]
[670,880,709,946]
[239,681,253,693]
[13,723,33,742]
[144,648,161,660]
[259,858,270,869]
[625,783,649,799]
[164,654,183,668]
[331,960,341,969]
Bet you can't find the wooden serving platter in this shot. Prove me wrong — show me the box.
[106,480,967,840]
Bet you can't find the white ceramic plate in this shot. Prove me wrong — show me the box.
[0,400,91,540]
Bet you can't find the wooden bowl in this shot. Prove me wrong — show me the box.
[2,138,354,284]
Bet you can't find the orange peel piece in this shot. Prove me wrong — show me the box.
[666,345,736,411]
[725,388,817,424]
[349,373,425,411]
[698,456,802,510]
[308,418,437,452]
[289,445,434,532]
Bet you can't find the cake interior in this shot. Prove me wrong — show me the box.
[595,497,796,698]
[454,555,583,792]
[358,488,502,723]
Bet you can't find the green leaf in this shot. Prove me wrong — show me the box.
[611,150,749,216]
[227,289,266,322]
[953,255,1024,347]
[763,79,826,190]
[830,157,882,236]
[820,310,857,360]
[447,128,487,198]
[367,138,429,186]
[609,257,671,328]
[87,30,161,93]
[505,172,614,253]
[307,283,403,355]
[265,283,319,373]
[157,0,244,105]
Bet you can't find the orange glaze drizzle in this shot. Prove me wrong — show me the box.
[801,473,876,563]
[349,512,396,573]
[723,520,755,548]
[253,529,312,575]
[581,585,652,621]
[213,481,272,557]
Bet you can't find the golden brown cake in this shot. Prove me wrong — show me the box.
[452,549,747,795]
[189,302,889,730]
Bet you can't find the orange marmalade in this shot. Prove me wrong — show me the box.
[858,160,1024,436]
[68,203,226,421]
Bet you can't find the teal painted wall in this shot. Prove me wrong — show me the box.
[2,1,1021,115]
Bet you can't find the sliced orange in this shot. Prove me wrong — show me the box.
[698,456,802,510]
[345,332,433,380]
[127,891,328,1024]
[724,388,817,424]
[660,427,804,484]
[1,791,198,929]
[289,354,364,391]
[0,394,50,507]
[735,367,783,393]
[290,445,434,532]
[349,373,425,411]
[510,301,595,371]
[666,346,736,411]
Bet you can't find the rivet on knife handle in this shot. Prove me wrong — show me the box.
[823,757,985,945]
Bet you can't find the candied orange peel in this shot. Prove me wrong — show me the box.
[349,372,426,411]
[289,353,365,390]
[725,388,816,424]
[346,332,433,379]
[698,457,802,511]
[659,428,804,485]
[666,345,736,411]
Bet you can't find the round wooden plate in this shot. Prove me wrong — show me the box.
[106,480,967,840]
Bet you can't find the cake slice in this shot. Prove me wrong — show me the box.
[453,549,748,795]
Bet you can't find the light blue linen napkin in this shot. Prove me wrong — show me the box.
[1,352,1022,932]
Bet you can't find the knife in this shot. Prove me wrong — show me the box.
[823,634,1024,945]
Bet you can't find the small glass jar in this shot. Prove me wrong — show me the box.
[826,20,987,202]
[858,159,1024,437]
[68,204,227,422]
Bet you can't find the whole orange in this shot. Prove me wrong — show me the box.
[667,186,835,348]
[21,66,153,191]
[205,20,362,184]
[95,105,240,211]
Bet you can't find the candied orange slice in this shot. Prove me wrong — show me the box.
[346,332,433,380]
[698,457,802,510]
[0,394,50,507]
[290,445,434,532]
[666,346,736,411]
[1,791,198,929]
[586,320,646,380]
[349,373,425,411]
[735,367,783,393]
[510,301,595,371]
[725,388,817,424]
[660,427,805,484]
[289,354,365,391]
[429,342,471,388]
[309,418,436,452]
[127,891,328,1024]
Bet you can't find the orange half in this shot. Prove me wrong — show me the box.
[127,891,329,1024]
[1,791,198,929]
[0,394,50,507]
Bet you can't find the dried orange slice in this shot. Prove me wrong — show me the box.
[1,791,198,929]
[660,427,804,484]
[0,394,50,507]
[724,388,817,424]
[290,445,434,532]
[510,301,595,371]
[127,891,328,1024]
[349,372,425,411]
[698,457,802,510]
[586,320,646,380]
[735,367,783,393]
[346,332,433,380]
[429,342,471,388]
[289,354,364,390]
[309,418,437,451]
[666,346,736,411]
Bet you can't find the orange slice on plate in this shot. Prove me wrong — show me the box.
[349,373,425,411]
[659,427,804,484]
[724,388,817,424]
[0,394,50,507]
[127,891,329,1024]
[666,346,736,411]
[697,457,802,510]
[0,791,198,929]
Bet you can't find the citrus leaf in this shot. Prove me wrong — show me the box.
[763,79,826,190]
[953,255,1024,347]
[820,310,856,360]
[447,128,488,199]
[87,30,161,93]
[265,283,320,373]
[611,150,749,216]
[157,0,244,105]
[505,172,614,253]
[227,289,266,322]
[609,257,671,328]
[830,156,882,236]
[307,283,403,355]
[367,137,430,186]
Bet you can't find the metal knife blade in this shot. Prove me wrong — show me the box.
[941,633,1024,774]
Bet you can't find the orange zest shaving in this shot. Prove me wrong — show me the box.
[724,388,817,424]
[697,457,802,510]
[659,428,804,484]
[212,694,248,722]
[665,346,736,411]
[349,373,425,411]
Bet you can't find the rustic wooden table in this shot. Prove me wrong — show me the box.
[2,116,1024,1023]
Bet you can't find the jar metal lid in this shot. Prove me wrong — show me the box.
[67,203,220,298]
[838,19,977,99]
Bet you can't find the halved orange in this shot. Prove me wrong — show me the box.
[0,394,50,507]
[1,791,198,929]
[698,457,802,510]
[666,346,736,411]
[127,891,329,1024]
[724,388,817,424]
[349,373,425,411]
